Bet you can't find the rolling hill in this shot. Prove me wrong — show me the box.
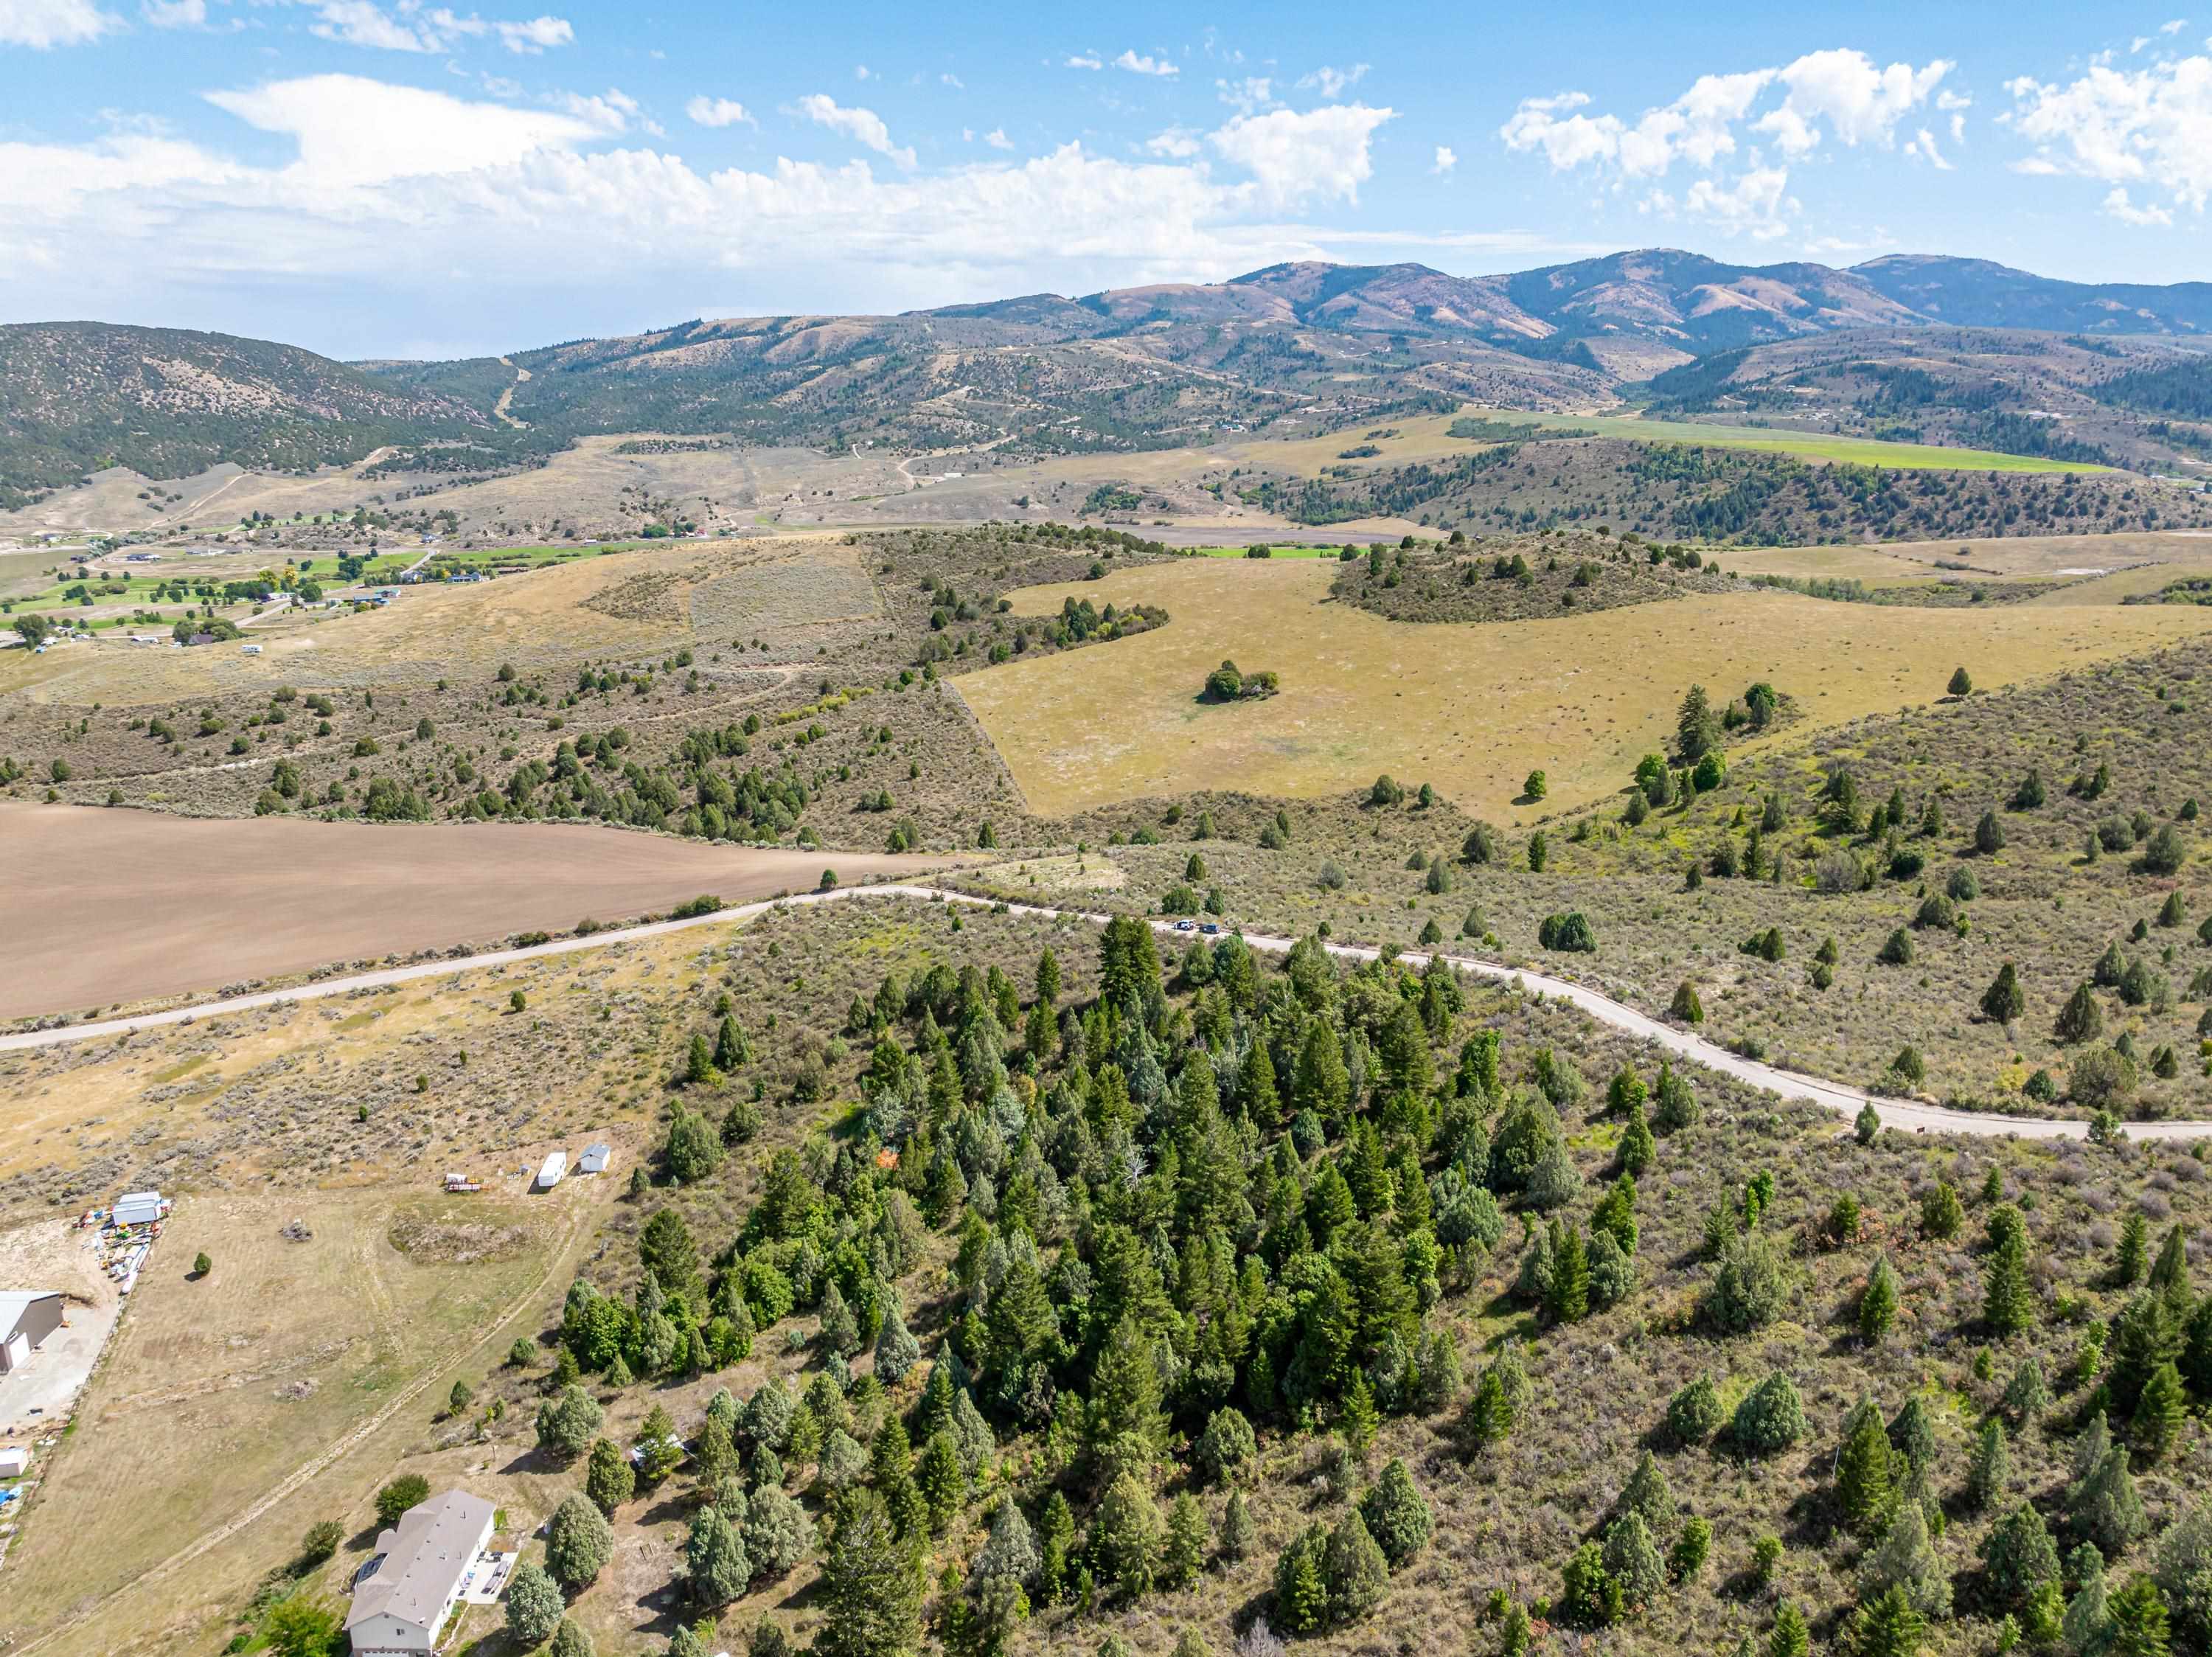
[0,322,487,509]
[9,250,2212,504]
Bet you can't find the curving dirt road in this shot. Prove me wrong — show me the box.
[7,883,2207,1143]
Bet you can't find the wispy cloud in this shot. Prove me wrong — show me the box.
[792,91,917,169]
[1299,63,1370,99]
[1114,49,1178,77]
[1216,75,1276,114]
[302,1,573,55]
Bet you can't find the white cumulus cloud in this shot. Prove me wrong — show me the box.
[141,0,204,26]
[1500,49,1950,237]
[1431,145,1456,176]
[1683,165,1797,237]
[204,72,598,188]
[1208,102,1394,208]
[0,0,112,46]
[1753,49,1952,155]
[2006,55,2212,215]
[1064,52,1102,70]
[2104,186,2175,224]
[686,96,754,128]
[793,92,917,169]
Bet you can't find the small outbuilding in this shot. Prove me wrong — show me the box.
[0,1291,66,1373]
[577,1144,611,1175]
[112,1191,164,1227]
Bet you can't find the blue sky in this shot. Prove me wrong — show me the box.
[1,0,2208,357]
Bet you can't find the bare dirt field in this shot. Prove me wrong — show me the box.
[959,557,2212,821]
[0,805,951,1020]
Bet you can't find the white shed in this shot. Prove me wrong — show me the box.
[113,1190,163,1227]
[535,1152,568,1190]
[0,1446,29,1478]
[577,1144,611,1175]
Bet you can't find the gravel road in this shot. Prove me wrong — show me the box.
[6,883,2205,1143]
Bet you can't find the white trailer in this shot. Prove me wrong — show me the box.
[535,1151,568,1190]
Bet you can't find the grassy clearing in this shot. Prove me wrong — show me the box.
[960,557,2212,821]
[1509,411,2115,473]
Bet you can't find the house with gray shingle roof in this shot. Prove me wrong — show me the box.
[346,1489,495,1654]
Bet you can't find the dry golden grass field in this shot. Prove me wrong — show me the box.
[0,896,1018,1657]
[0,909,757,1656]
[0,804,953,1021]
[1,535,880,706]
[1719,530,2212,583]
[0,1185,599,1657]
[959,557,2212,821]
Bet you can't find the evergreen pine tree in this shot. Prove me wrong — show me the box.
[1859,1501,1951,1619]
[1602,1513,1665,1610]
[1360,1458,1435,1568]
[1162,1493,1209,1589]
[2107,1575,2172,1657]
[1091,1473,1164,1599]
[2065,1548,2113,1657]
[1983,962,2027,1024]
[1967,1417,2011,1511]
[1220,1489,1255,1560]
[1980,1499,2062,1612]
[2130,1362,2186,1461]
[1860,1253,1901,1344]
[2118,1214,2151,1287]
[1853,1584,1927,1657]
[2076,1446,2149,1556]
[1837,1402,1895,1535]
[1769,1604,1809,1657]
[1986,1232,2037,1336]
[1322,1510,1390,1625]
[1546,1223,1590,1323]
[2004,1357,2050,1429]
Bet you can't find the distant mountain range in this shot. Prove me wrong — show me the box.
[7,249,2212,506]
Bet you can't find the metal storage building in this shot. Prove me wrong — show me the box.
[113,1191,164,1227]
[0,1290,66,1373]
